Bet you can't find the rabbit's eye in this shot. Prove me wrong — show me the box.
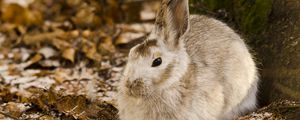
[152,57,162,67]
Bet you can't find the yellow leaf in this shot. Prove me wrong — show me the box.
[54,70,65,84]
[98,37,116,55]
[82,42,101,61]
[1,3,43,26]
[62,48,76,63]
[28,53,43,65]
[23,30,66,45]
[82,30,91,38]
[51,38,71,50]
[39,115,55,120]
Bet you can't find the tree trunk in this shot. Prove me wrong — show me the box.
[190,0,300,108]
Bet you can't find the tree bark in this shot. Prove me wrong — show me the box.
[259,0,300,104]
[190,0,300,106]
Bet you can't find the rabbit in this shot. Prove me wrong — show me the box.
[117,0,258,120]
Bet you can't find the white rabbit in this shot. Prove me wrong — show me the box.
[117,0,258,120]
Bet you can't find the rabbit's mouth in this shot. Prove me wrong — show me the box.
[125,79,151,97]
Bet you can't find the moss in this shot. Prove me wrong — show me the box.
[190,0,273,34]
[236,0,273,34]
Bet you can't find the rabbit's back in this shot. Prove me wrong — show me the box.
[184,15,258,119]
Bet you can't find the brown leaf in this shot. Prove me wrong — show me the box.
[82,41,102,61]
[98,37,116,55]
[27,53,43,66]
[39,115,55,120]
[3,102,26,117]
[51,38,71,50]
[53,70,65,84]
[28,88,59,111]
[70,30,80,38]
[72,7,101,28]
[23,30,66,45]
[115,32,145,46]
[1,3,43,26]
[62,48,76,63]
[13,52,22,62]
[0,114,4,119]
[56,95,90,119]
[82,30,91,38]
[56,95,119,120]
[66,0,82,7]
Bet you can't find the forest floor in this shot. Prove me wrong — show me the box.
[0,0,298,120]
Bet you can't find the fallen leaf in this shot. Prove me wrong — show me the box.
[3,102,28,117]
[115,32,145,46]
[82,41,102,61]
[39,115,55,120]
[27,53,43,66]
[54,70,65,84]
[23,30,66,45]
[70,30,80,38]
[56,95,87,119]
[82,30,91,38]
[66,0,82,7]
[72,6,101,29]
[51,38,71,50]
[98,37,116,55]
[1,3,43,26]
[0,114,4,119]
[3,0,34,7]
[62,47,76,63]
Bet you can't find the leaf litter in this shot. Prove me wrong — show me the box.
[0,0,157,119]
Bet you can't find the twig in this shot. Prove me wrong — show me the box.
[0,111,19,120]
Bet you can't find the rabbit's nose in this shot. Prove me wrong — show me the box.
[126,78,144,88]
[125,78,145,96]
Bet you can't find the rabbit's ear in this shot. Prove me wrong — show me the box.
[155,0,189,47]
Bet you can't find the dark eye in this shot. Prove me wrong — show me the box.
[152,57,162,67]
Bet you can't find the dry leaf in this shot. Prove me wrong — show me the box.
[115,32,145,46]
[70,30,80,38]
[66,0,82,7]
[56,95,119,120]
[27,53,43,65]
[2,102,28,117]
[53,70,65,84]
[51,38,71,50]
[39,115,55,120]
[82,42,102,61]
[82,30,91,38]
[98,37,116,55]
[1,3,43,26]
[3,0,34,7]
[62,48,76,63]
[72,7,101,28]
[56,95,88,119]
[0,114,4,119]
[0,0,126,119]
[23,30,66,45]
[13,52,22,62]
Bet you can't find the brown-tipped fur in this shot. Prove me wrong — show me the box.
[118,0,258,120]
[135,40,157,57]
[155,0,189,47]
